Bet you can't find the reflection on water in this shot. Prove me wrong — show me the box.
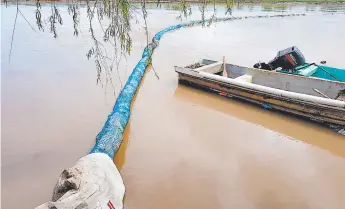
[143,3,345,15]
[305,5,317,12]
[114,65,152,169]
[247,5,255,12]
[262,5,289,12]
[320,5,345,13]
[236,4,245,11]
[114,122,130,170]
[173,85,345,158]
[235,4,345,13]
[2,3,345,209]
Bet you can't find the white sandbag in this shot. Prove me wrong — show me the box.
[35,153,125,209]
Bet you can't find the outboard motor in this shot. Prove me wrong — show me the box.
[254,46,306,70]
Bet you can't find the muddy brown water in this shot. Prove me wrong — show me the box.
[2,4,345,209]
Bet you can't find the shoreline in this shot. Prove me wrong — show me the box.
[2,1,345,6]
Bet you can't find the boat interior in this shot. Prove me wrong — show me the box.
[185,59,345,101]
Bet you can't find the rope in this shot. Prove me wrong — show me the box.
[311,63,341,82]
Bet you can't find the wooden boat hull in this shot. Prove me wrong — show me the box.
[175,63,345,127]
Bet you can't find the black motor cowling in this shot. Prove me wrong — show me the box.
[254,46,306,70]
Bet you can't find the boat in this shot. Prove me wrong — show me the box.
[174,53,345,132]
[252,46,345,82]
[276,64,345,82]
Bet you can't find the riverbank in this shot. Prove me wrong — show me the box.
[3,0,345,5]
[140,0,345,3]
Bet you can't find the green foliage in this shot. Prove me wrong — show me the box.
[27,0,234,84]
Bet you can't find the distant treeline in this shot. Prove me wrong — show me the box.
[5,0,345,3]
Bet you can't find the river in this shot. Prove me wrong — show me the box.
[2,3,345,209]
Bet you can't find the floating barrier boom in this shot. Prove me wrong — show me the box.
[89,14,306,159]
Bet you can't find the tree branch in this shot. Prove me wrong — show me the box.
[9,0,19,63]
[18,9,37,33]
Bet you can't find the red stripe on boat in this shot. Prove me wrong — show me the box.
[285,54,295,66]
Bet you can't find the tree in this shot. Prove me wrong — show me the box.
[5,0,234,86]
